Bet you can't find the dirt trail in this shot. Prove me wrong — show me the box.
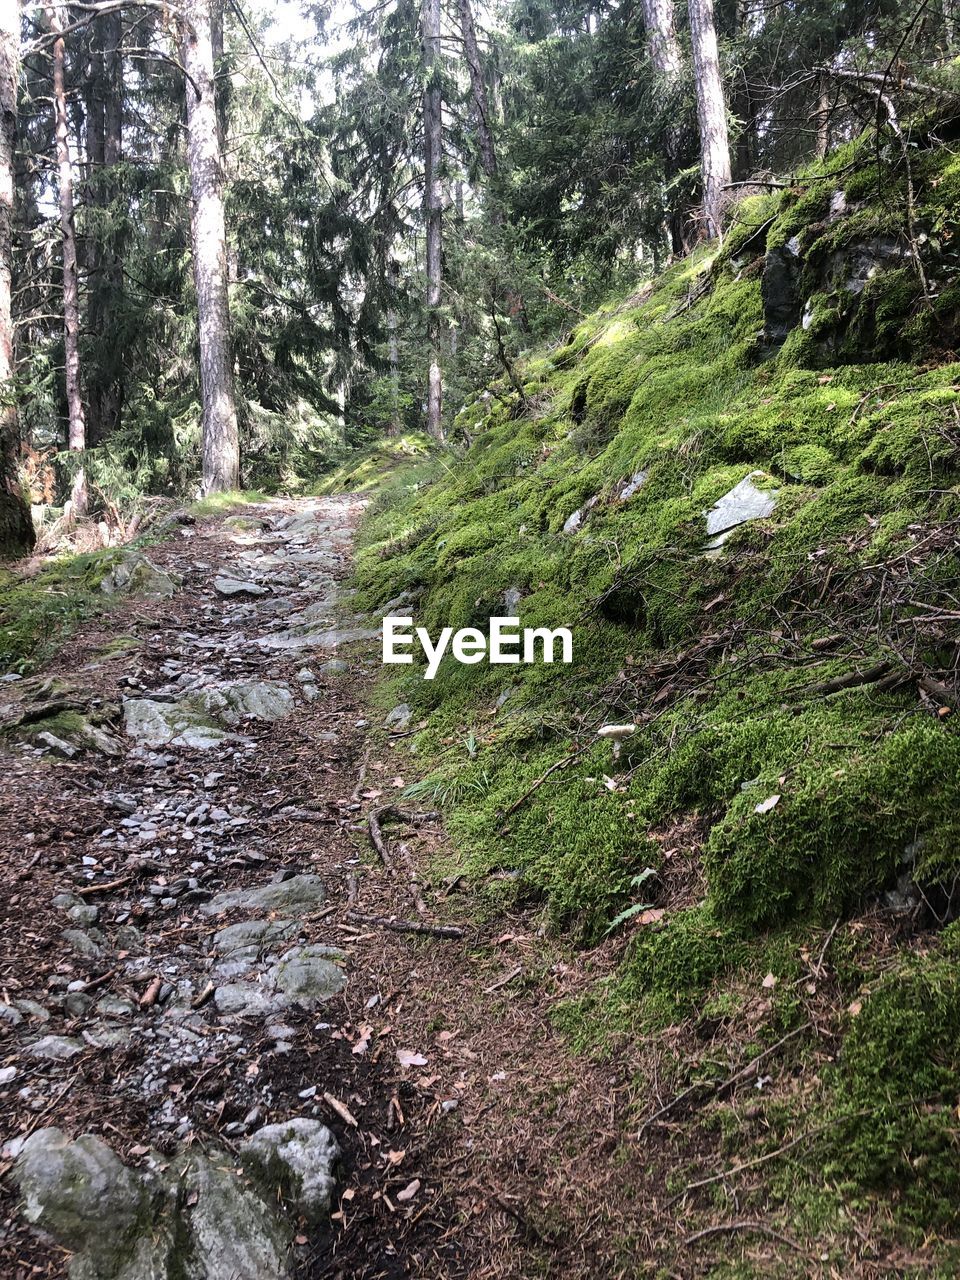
[0,499,644,1280]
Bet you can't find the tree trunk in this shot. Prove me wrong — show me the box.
[85,8,123,445]
[457,0,497,181]
[47,4,87,514]
[0,0,34,556]
[422,0,443,441]
[180,0,240,493]
[641,0,681,78]
[641,0,683,258]
[687,0,731,239]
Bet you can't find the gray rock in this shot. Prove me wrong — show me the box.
[170,1148,290,1279]
[123,699,231,750]
[762,240,802,342]
[213,575,268,597]
[704,472,778,551]
[562,493,599,535]
[35,731,77,758]
[318,658,349,674]
[0,1003,23,1027]
[241,1119,339,1225]
[12,1129,146,1273]
[214,918,298,956]
[198,680,294,724]
[268,945,345,1003]
[384,703,413,732]
[13,1132,292,1280]
[213,983,282,1018]
[27,1035,84,1061]
[201,873,326,917]
[101,553,177,599]
[61,928,106,961]
[616,469,648,502]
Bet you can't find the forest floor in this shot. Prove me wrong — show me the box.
[0,497,658,1280]
[0,498,937,1280]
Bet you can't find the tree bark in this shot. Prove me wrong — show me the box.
[180,0,240,493]
[85,8,123,445]
[422,0,443,440]
[641,0,683,257]
[687,0,731,239]
[47,4,87,514]
[641,0,681,78]
[457,0,497,181]
[0,0,34,555]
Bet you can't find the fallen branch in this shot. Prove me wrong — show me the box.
[797,660,892,698]
[682,1220,804,1252]
[638,1023,811,1136]
[346,911,464,939]
[367,808,395,871]
[76,876,132,897]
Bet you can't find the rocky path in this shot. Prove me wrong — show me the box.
[0,497,638,1280]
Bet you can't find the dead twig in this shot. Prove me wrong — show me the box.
[346,911,464,939]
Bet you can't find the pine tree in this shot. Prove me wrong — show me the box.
[0,0,33,555]
[687,0,730,237]
[180,0,240,493]
[422,0,444,440]
[46,4,87,515]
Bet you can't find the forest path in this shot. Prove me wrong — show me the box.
[0,498,637,1280]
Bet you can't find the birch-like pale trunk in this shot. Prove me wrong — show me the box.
[47,4,87,515]
[181,0,240,493]
[641,0,681,77]
[0,0,33,554]
[422,0,443,440]
[688,0,731,239]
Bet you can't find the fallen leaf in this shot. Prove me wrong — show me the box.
[385,1149,406,1165]
[754,794,781,814]
[341,1187,356,1201]
[762,972,778,989]
[352,1024,372,1056]
[848,1000,863,1016]
[638,908,665,925]
[397,1049,429,1069]
[396,1179,421,1202]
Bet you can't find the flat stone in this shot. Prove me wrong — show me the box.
[213,919,298,956]
[201,873,326,917]
[35,731,77,758]
[61,928,106,961]
[704,472,778,550]
[241,1119,339,1225]
[318,658,349,674]
[214,575,268,597]
[213,983,282,1018]
[123,699,231,750]
[198,680,294,724]
[26,1035,84,1061]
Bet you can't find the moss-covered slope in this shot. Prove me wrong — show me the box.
[348,134,960,1260]
[355,135,960,936]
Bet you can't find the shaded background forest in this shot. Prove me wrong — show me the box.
[0,0,958,548]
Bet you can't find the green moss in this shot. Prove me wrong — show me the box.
[825,942,960,1228]
[0,551,118,674]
